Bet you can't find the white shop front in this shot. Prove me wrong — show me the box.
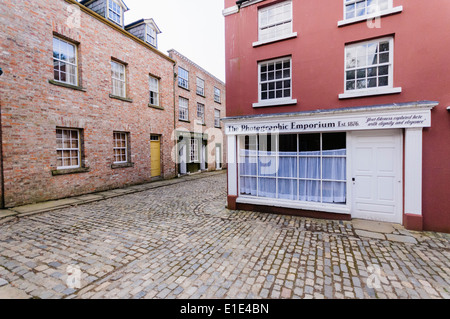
[223,101,436,224]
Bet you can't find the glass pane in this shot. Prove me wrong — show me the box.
[299,134,320,152]
[258,155,277,177]
[378,65,389,75]
[346,70,355,80]
[378,76,388,86]
[240,177,257,196]
[379,52,389,63]
[278,179,297,200]
[322,182,346,204]
[258,177,276,198]
[299,157,321,179]
[278,156,297,178]
[299,180,321,202]
[322,158,346,181]
[322,133,346,151]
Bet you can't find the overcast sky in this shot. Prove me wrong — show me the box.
[123,0,226,82]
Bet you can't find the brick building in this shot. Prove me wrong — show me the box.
[168,50,227,176]
[223,0,450,232]
[0,0,183,208]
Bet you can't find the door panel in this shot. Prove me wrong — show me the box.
[351,130,402,223]
[150,137,161,177]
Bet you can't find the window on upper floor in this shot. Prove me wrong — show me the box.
[197,103,205,124]
[146,25,157,48]
[178,67,189,90]
[344,37,394,93]
[214,109,221,128]
[196,77,205,96]
[179,96,189,121]
[108,0,123,25]
[53,37,78,86]
[149,75,159,106]
[258,1,293,43]
[214,87,221,103]
[344,0,389,19]
[258,57,292,103]
[111,60,126,98]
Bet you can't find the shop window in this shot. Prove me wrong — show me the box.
[239,133,347,204]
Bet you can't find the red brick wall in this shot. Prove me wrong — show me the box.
[169,50,227,171]
[0,0,176,207]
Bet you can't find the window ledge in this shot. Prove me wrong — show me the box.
[196,93,206,98]
[179,119,191,123]
[338,6,403,27]
[339,87,402,99]
[48,80,86,92]
[214,100,222,105]
[111,162,134,169]
[252,32,298,47]
[148,104,164,110]
[253,99,297,108]
[52,167,90,176]
[109,94,133,103]
[178,85,190,92]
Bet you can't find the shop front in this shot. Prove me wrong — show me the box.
[224,101,436,226]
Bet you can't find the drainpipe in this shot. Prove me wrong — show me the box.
[173,60,178,178]
[0,67,4,208]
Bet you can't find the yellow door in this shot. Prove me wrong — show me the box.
[150,136,161,177]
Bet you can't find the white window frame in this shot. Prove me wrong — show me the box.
[338,0,403,26]
[111,60,126,98]
[340,36,402,99]
[149,75,159,106]
[146,24,157,48]
[108,0,123,25]
[113,132,128,164]
[190,138,199,163]
[178,67,189,90]
[53,37,78,86]
[179,97,189,121]
[254,0,297,47]
[214,109,221,128]
[56,128,81,170]
[197,103,205,124]
[254,57,297,108]
[196,77,205,96]
[214,87,221,103]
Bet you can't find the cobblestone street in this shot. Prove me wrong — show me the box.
[0,171,449,299]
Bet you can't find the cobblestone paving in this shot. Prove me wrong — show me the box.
[0,172,449,299]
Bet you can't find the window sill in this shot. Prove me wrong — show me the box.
[179,119,191,123]
[178,85,190,92]
[111,162,134,169]
[253,98,297,108]
[337,6,403,27]
[339,87,402,99]
[52,167,90,176]
[252,32,298,47]
[149,104,164,110]
[109,94,133,103]
[214,100,221,105]
[196,93,206,98]
[48,80,86,92]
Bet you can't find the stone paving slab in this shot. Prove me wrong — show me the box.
[0,210,17,218]
[0,171,449,300]
[11,198,82,215]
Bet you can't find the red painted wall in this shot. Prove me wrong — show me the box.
[225,0,450,232]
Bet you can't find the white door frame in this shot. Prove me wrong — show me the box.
[349,129,403,224]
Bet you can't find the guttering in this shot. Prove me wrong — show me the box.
[64,0,175,64]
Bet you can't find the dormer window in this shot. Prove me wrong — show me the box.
[146,25,157,48]
[108,0,122,25]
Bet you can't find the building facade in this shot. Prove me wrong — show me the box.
[168,50,227,176]
[0,0,179,207]
[223,0,450,233]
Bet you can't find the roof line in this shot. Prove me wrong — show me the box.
[67,0,174,64]
[168,49,225,85]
